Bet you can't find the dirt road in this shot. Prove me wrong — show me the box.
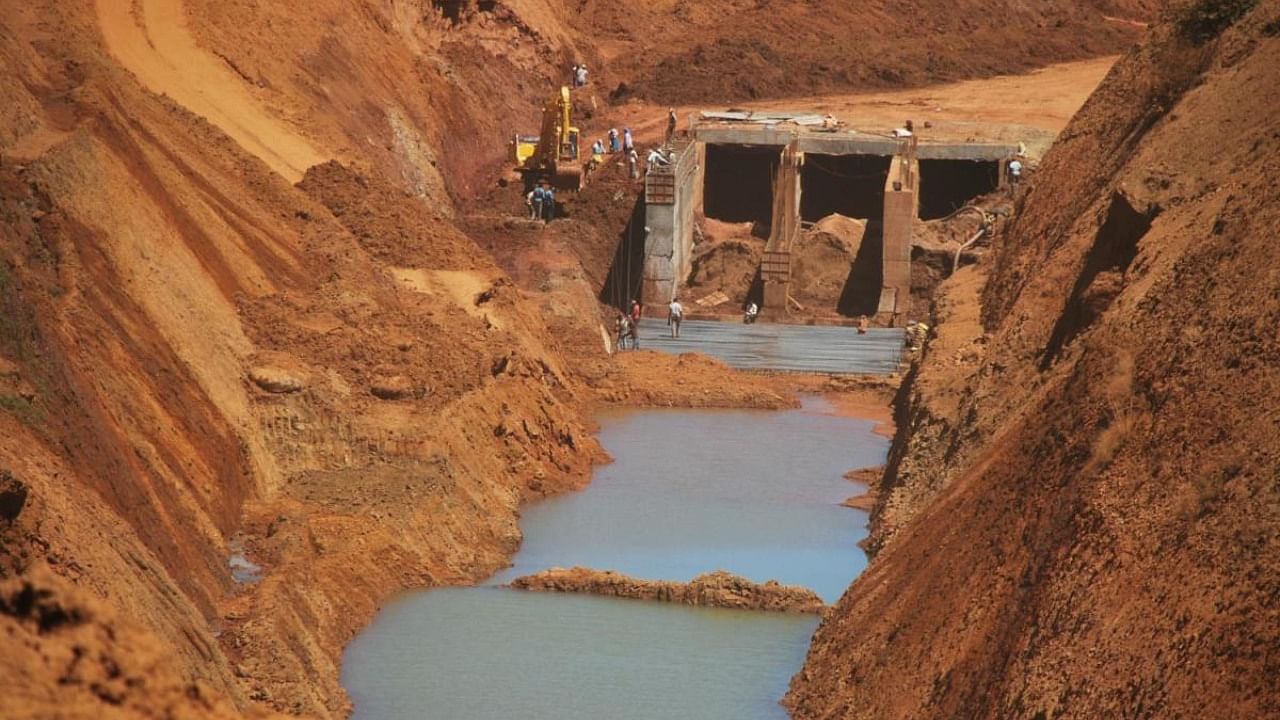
[602,57,1117,160]
[96,0,326,181]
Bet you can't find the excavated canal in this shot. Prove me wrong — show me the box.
[342,396,887,719]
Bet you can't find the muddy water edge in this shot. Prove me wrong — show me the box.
[341,396,889,719]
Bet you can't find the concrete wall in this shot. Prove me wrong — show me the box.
[880,153,918,327]
[642,141,702,304]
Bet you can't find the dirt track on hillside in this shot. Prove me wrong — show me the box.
[96,0,325,181]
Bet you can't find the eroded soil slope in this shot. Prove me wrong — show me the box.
[1,2,603,718]
[789,5,1280,718]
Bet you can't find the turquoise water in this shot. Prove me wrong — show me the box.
[342,397,887,720]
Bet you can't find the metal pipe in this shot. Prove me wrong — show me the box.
[953,227,987,275]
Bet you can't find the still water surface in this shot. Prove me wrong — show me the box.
[343,398,888,720]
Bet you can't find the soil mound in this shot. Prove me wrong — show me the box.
[789,5,1280,718]
[510,567,826,614]
[791,215,866,316]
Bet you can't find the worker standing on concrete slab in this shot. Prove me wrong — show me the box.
[668,297,684,338]
[623,128,634,152]
[627,147,639,179]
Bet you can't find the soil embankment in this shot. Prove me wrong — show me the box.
[0,0,1162,718]
[510,567,827,615]
[789,6,1280,718]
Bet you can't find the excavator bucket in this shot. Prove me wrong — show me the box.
[553,163,584,191]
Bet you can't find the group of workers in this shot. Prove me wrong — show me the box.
[615,297,688,350]
[526,183,557,221]
[611,297,932,357]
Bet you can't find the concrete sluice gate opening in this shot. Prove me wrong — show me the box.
[800,155,890,222]
[801,155,890,317]
[917,159,1001,220]
[703,144,778,227]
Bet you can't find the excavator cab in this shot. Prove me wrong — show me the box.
[513,86,585,191]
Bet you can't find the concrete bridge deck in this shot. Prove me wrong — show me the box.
[634,318,905,374]
[694,123,1019,160]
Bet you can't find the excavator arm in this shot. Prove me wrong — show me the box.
[519,86,584,190]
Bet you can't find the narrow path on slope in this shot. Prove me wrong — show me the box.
[96,0,326,182]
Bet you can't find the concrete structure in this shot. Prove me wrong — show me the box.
[636,318,904,374]
[880,139,919,325]
[762,142,803,315]
[694,123,1016,160]
[634,114,1015,322]
[641,140,702,303]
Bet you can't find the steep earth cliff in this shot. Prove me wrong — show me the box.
[789,4,1280,718]
[0,2,605,717]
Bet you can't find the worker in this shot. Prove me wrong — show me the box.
[629,299,643,325]
[665,108,677,144]
[646,147,669,173]
[1007,158,1023,189]
[744,302,759,324]
[667,297,684,338]
[525,187,538,220]
[571,63,580,87]
[857,315,869,335]
[530,184,546,222]
[615,313,632,351]
[589,139,605,174]
[905,321,930,353]
[576,64,588,87]
[627,147,639,179]
[543,185,557,221]
[608,128,620,153]
[623,128,634,152]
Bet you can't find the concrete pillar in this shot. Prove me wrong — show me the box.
[642,141,700,305]
[762,142,802,316]
[880,152,917,327]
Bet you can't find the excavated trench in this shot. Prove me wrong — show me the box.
[342,397,889,719]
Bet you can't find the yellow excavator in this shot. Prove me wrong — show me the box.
[510,86,585,190]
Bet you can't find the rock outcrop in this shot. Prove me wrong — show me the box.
[510,567,827,615]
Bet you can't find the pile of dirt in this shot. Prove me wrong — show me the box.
[789,5,1280,718]
[791,215,867,317]
[510,567,827,614]
[574,0,1154,104]
[684,218,763,311]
